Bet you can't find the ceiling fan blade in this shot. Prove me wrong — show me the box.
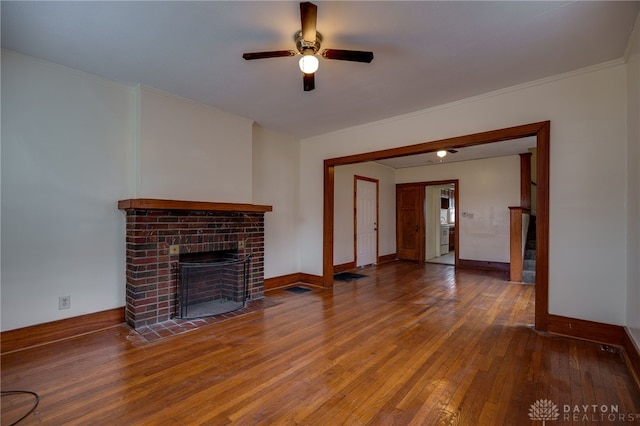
[242,50,297,60]
[300,2,317,42]
[321,49,374,63]
[303,73,315,91]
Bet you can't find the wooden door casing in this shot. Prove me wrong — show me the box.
[323,121,550,333]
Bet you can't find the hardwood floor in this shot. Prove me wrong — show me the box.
[2,261,639,425]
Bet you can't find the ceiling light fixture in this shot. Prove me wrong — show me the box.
[436,150,447,158]
[299,53,319,74]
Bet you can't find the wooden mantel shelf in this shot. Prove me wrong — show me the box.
[118,198,272,213]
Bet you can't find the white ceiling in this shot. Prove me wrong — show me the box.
[2,1,638,140]
[375,137,537,169]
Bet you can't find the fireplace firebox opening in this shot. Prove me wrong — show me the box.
[177,251,251,319]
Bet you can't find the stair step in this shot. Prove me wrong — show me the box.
[524,259,536,270]
[522,270,536,284]
[525,249,536,260]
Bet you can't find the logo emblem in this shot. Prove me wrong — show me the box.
[529,399,560,425]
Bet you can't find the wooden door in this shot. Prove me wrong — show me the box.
[396,184,424,261]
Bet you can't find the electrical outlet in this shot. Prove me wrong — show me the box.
[238,240,245,249]
[169,245,180,255]
[58,295,71,310]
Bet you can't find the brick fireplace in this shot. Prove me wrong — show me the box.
[118,199,272,329]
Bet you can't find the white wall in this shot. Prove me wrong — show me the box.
[626,18,640,344]
[138,86,254,202]
[0,53,272,331]
[334,162,396,266]
[396,156,520,263]
[1,51,135,331]
[300,62,628,326]
[252,125,300,279]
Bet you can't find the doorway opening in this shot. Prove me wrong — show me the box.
[426,183,456,266]
[323,121,550,331]
[396,180,458,266]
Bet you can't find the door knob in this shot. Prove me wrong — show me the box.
[415,225,419,232]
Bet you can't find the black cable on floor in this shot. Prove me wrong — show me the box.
[1,390,40,425]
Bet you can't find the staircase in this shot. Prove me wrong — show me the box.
[522,215,536,284]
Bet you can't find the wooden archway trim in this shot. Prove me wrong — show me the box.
[323,121,550,331]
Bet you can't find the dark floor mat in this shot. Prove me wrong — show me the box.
[333,272,368,282]
[285,286,312,294]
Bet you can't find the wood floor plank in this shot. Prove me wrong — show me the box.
[2,261,639,425]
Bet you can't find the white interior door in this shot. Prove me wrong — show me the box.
[356,177,378,267]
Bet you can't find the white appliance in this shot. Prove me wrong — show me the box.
[440,225,450,255]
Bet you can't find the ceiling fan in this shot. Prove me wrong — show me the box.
[242,2,374,91]
[436,149,458,160]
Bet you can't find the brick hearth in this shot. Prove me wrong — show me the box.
[118,199,272,329]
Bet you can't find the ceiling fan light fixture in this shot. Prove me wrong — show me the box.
[299,53,319,74]
[437,150,447,158]
[242,2,373,91]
